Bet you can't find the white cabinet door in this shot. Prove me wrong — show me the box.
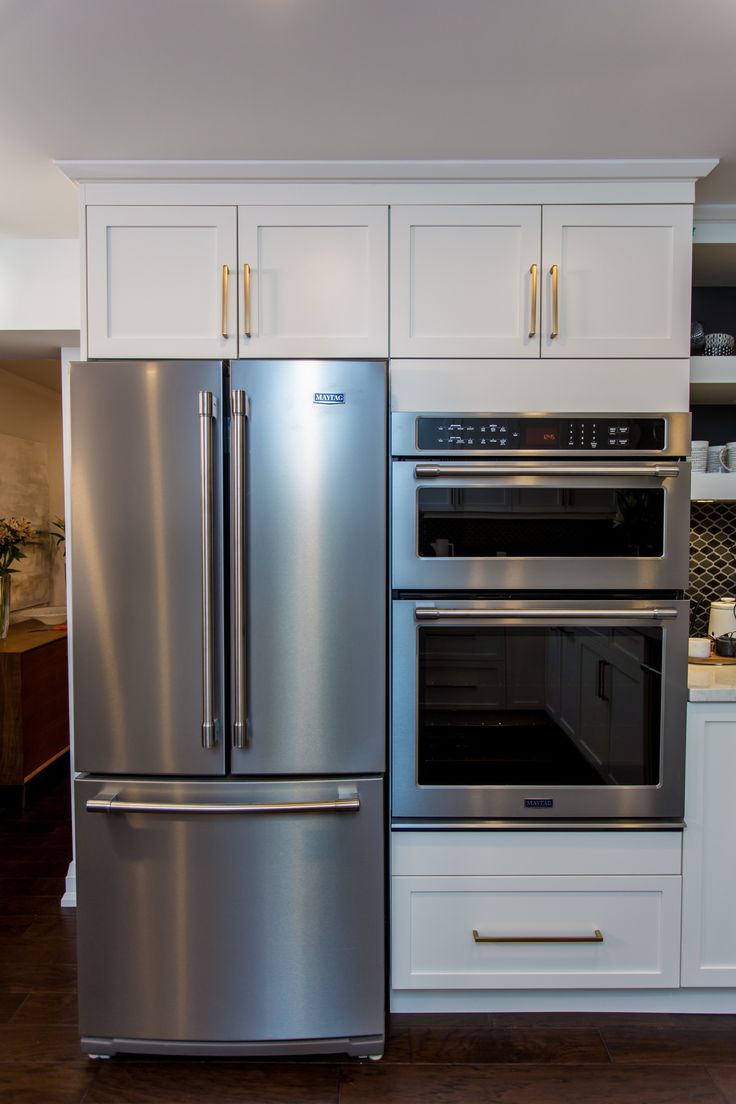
[86,206,238,359]
[682,705,736,986]
[237,206,388,357]
[541,205,692,358]
[390,205,541,358]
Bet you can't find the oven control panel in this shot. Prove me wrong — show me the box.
[416,416,666,452]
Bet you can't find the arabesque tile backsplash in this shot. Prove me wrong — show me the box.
[688,501,736,635]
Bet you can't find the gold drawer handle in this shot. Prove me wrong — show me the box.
[473,928,603,944]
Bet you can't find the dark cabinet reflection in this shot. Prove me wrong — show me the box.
[417,626,662,788]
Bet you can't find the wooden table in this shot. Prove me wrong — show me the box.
[0,622,70,798]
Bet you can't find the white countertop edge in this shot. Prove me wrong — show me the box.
[688,686,736,701]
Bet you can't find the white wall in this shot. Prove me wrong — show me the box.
[0,240,80,330]
[0,363,65,605]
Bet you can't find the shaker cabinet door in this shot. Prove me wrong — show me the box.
[682,705,736,986]
[540,204,692,358]
[390,205,542,358]
[237,205,388,357]
[86,206,238,358]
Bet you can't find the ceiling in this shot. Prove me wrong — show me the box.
[1,0,736,241]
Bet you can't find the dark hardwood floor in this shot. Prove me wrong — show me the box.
[2,762,736,1102]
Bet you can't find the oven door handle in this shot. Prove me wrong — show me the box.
[415,607,679,622]
[413,464,681,479]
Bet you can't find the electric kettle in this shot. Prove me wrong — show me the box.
[708,597,736,639]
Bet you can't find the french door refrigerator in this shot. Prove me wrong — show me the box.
[70,359,386,1058]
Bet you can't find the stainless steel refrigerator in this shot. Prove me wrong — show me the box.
[70,359,386,1058]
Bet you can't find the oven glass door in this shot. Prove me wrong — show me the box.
[391,599,688,822]
[391,462,690,591]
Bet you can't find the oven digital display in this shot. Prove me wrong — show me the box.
[525,425,558,447]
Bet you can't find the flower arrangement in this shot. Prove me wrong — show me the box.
[0,517,34,577]
[45,515,65,556]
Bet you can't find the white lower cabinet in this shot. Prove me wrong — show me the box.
[392,833,682,992]
[681,704,736,986]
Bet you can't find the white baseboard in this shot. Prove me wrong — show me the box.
[391,989,736,1013]
[61,859,76,907]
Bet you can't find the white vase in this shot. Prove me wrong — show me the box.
[0,575,10,640]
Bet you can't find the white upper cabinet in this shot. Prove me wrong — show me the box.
[86,204,388,359]
[391,203,692,359]
[237,206,388,358]
[390,206,542,358]
[541,205,693,358]
[86,206,238,359]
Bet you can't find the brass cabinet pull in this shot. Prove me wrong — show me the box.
[221,265,229,338]
[529,263,538,338]
[243,263,251,338]
[549,264,559,338]
[473,928,603,944]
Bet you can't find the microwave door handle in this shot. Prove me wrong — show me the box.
[414,464,680,479]
[199,391,217,749]
[415,607,679,621]
[232,389,249,750]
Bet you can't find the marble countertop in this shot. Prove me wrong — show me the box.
[688,661,736,701]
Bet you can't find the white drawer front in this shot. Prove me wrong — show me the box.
[392,831,682,877]
[392,875,681,990]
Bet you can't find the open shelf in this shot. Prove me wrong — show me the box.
[690,356,736,403]
[691,471,736,501]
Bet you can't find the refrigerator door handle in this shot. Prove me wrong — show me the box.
[231,389,249,749]
[86,793,361,815]
[199,390,218,749]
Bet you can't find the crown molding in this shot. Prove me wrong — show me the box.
[56,158,720,185]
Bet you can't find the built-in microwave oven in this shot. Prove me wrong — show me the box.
[391,412,691,592]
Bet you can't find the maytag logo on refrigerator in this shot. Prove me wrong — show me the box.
[314,392,345,405]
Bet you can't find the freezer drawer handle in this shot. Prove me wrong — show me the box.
[231,389,249,750]
[86,794,361,815]
[473,928,603,944]
[414,464,680,479]
[199,390,218,749]
[415,607,678,622]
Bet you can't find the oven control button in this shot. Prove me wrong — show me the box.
[608,438,617,446]
[500,438,508,446]
[590,440,598,448]
[618,437,629,446]
[619,425,630,433]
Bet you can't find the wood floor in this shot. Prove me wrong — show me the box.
[2,762,736,1103]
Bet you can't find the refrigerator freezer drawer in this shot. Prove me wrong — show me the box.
[75,776,384,1055]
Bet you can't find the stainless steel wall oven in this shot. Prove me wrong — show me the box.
[391,412,691,826]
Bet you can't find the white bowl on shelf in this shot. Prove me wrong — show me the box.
[15,606,67,626]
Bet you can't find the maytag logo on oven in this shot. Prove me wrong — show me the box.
[314,392,345,405]
[524,798,554,808]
